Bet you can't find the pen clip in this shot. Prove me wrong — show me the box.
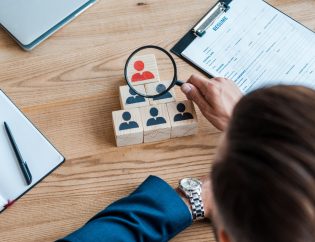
[22,161,32,185]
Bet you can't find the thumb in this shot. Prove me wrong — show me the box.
[181,83,209,112]
[181,83,193,97]
[181,83,202,102]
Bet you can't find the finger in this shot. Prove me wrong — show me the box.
[181,83,213,112]
[211,77,227,83]
[181,83,225,129]
[211,77,237,89]
[187,75,222,106]
[187,74,214,97]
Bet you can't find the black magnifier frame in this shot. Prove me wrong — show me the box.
[124,45,184,99]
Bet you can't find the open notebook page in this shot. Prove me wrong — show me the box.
[0,91,64,211]
[182,0,315,93]
[0,194,6,209]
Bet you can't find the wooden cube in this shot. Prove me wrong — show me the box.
[139,104,171,143]
[112,108,144,147]
[119,85,150,109]
[126,54,160,86]
[167,100,198,138]
[145,80,176,105]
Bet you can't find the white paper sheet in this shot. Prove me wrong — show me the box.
[0,193,6,211]
[182,0,315,93]
[0,91,64,204]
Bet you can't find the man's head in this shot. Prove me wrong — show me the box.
[212,86,315,242]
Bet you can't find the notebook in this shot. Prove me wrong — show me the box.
[172,0,315,94]
[0,90,65,213]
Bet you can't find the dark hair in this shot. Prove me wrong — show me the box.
[212,86,315,242]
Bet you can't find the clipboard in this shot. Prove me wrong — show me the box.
[171,0,231,78]
[171,0,315,86]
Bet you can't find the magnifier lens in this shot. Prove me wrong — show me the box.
[125,47,176,98]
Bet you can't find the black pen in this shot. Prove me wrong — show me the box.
[4,122,32,186]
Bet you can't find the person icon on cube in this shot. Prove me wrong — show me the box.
[119,112,139,131]
[131,60,155,82]
[147,107,166,126]
[126,88,146,104]
[153,83,173,101]
[174,103,193,122]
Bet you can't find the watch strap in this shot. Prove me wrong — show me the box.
[189,190,205,220]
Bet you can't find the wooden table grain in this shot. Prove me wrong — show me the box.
[0,0,314,241]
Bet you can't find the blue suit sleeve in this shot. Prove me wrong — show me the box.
[57,176,192,242]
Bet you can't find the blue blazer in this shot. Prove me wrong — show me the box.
[58,176,192,242]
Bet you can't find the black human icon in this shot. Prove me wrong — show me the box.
[126,88,146,104]
[147,107,166,126]
[119,112,139,131]
[153,84,173,101]
[174,103,193,122]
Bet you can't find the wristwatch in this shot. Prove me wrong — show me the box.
[179,178,205,221]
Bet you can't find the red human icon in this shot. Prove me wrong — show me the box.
[131,60,155,82]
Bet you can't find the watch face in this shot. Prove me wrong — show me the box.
[181,178,201,191]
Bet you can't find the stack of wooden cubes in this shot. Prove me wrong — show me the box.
[112,54,198,147]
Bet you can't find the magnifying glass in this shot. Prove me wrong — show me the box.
[124,45,184,98]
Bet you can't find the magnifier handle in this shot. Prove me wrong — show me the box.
[175,80,185,86]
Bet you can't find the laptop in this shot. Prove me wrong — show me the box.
[0,0,96,51]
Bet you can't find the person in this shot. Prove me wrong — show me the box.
[131,60,155,82]
[174,103,194,121]
[58,75,315,242]
[126,88,146,104]
[146,107,167,126]
[119,111,139,131]
[153,83,173,100]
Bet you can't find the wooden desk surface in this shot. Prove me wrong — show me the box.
[0,0,314,241]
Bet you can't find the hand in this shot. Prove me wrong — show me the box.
[200,175,212,220]
[181,75,243,131]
